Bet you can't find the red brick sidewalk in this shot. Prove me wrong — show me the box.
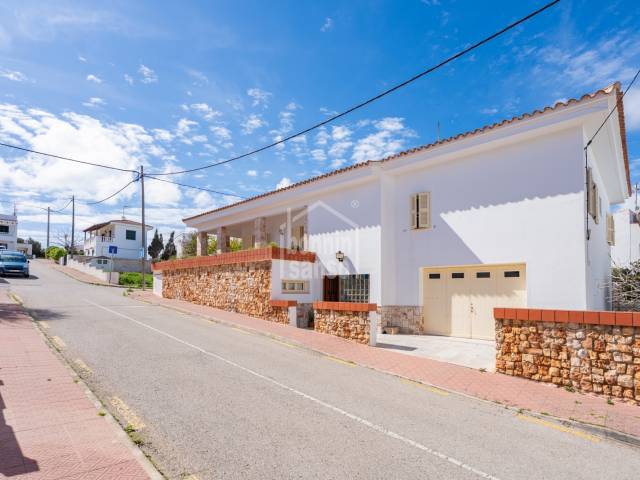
[133,291,640,441]
[0,289,155,479]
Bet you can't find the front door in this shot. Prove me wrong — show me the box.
[323,276,339,302]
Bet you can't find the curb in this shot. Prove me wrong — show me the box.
[132,293,640,449]
[4,293,165,480]
[50,264,151,290]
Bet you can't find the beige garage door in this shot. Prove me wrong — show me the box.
[422,264,526,340]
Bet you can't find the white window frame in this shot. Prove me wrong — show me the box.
[410,192,432,230]
[281,280,309,294]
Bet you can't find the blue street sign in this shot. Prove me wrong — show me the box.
[108,245,118,254]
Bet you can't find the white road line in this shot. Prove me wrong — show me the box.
[84,299,500,480]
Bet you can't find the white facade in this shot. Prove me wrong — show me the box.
[612,207,640,267]
[183,84,630,332]
[0,213,18,251]
[83,219,153,260]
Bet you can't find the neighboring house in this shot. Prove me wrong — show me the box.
[0,213,18,251]
[0,213,32,255]
[611,206,640,267]
[179,83,630,339]
[83,218,153,260]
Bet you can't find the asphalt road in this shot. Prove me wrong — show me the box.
[4,260,640,480]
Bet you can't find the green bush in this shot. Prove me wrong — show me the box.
[118,272,153,288]
[45,246,67,261]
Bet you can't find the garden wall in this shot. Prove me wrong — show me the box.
[494,308,640,404]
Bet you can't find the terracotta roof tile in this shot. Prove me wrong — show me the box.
[184,83,629,222]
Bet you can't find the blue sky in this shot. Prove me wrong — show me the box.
[0,0,639,244]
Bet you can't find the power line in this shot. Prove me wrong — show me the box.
[147,0,560,176]
[145,175,245,199]
[82,177,139,205]
[0,142,138,173]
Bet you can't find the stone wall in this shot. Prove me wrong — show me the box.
[495,309,640,404]
[379,306,423,334]
[314,309,370,344]
[162,260,282,321]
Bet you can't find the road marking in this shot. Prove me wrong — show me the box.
[51,336,66,350]
[324,355,356,367]
[111,396,146,430]
[270,338,300,349]
[84,299,501,480]
[401,379,450,396]
[74,358,93,376]
[231,327,253,335]
[516,414,600,443]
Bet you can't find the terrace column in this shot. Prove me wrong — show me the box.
[253,217,267,248]
[217,226,229,254]
[196,231,209,256]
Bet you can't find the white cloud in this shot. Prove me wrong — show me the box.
[191,134,208,143]
[241,114,266,134]
[138,64,158,84]
[86,74,102,83]
[77,55,87,62]
[481,107,498,115]
[124,74,134,85]
[176,118,198,136]
[331,125,352,140]
[286,102,301,111]
[310,149,326,162]
[351,117,415,163]
[276,177,293,190]
[374,117,404,132]
[82,97,106,108]
[210,125,232,141]
[190,103,221,121]
[153,128,173,142]
[247,87,272,107]
[328,141,352,158]
[247,169,257,177]
[330,159,345,169]
[320,17,333,32]
[0,69,28,82]
[0,103,170,206]
[315,128,330,145]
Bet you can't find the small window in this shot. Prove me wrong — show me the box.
[451,272,464,279]
[410,192,431,230]
[504,271,520,278]
[0,225,9,234]
[125,230,136,240]
[606,213,615,246]
[476,272,490,278]
[282,280,309,294]
[428,273,441,279]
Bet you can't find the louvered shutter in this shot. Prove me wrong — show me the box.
[587,167,596,219]
[410,194,418,229]
[607,213,615,246]
[418,192,431,229]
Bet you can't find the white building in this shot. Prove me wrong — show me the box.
[83,219,153,260]
[0,213,32,255]
[611,198,640,267]
[182,83,630,339]
[0,213,18,251]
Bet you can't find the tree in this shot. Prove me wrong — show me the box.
[181,232,197,258]
[161,231,177,260]
[207,236,217,254]
[612,260,640,311]
[148,229,164,260]
[28,238,43,257]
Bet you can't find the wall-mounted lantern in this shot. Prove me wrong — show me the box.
[336,250,345,262]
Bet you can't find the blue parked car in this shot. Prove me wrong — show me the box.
[0,251,30,277]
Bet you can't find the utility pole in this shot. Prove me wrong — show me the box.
[140,166,146,291]
[46,207,50,250]
[70,195,75,257]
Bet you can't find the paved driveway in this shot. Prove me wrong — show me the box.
[5,260,640,480]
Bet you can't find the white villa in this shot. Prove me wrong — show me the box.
[175,83,629,339]
[83,218,153,260]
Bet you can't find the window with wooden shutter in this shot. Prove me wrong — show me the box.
[607,213,615,246]
[410,192,431,230]
[587,167,599,223]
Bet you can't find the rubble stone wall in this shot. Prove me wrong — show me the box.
[162,260,283,321]
[379,306,423,334]
[496,317,640,404]
[314,309,370,344]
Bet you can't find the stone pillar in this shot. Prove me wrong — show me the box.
[368,311,378,346]
[196,231,208,256]
[217,226,229,254]
[254,217,267,248]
